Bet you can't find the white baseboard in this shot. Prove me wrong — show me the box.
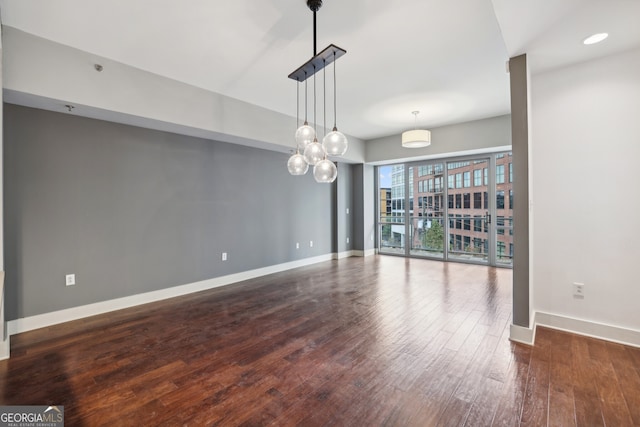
[509,323,535,346]
[510,311,640,348]
[336,249,376,258]
[0,337,9,361]
[352,249,376,257]
[7,253,335,337]
[535,311,640,348]
[333,250,355,259]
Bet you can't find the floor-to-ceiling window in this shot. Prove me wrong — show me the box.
[447,158,491,263]
[378,164,405,254]
[408,162,445,259]
[376,152,513,267]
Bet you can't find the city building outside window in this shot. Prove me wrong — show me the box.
[496,164,505,184]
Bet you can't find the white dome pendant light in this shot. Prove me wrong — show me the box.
[402,111,431,148]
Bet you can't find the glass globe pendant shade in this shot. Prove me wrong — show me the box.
[295,122,316,151]
[303,138,325,166]
[314,158,338,183]
[287,152,309,175]
[322,127,348,156]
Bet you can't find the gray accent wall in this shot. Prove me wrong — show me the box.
[335,163,353,254]
[351,164,375,253]
[1,26,6,351]
[352,165,364,252]
[509,54,530,328]
[0,28,4,272]
[4,104,336,320]
[363,164,375,252]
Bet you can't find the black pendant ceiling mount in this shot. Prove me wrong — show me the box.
[288,0,346,82]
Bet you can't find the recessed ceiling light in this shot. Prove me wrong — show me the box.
[583,33,608,45]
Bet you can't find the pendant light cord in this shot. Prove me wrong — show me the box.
[313,65,317,134]
[323,60,327,136]
[333,51,338,129]
[296,82,300,153]
[323,61,328,160]
[304,72,308,123]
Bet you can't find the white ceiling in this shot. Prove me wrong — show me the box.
[1,0,639,141]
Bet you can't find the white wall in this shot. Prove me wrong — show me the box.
[366,114,511,164]
[531,47,640,333]
[1,27,366,163]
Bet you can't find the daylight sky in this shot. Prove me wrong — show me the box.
[379,166,392,188]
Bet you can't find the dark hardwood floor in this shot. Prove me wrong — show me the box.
[1,256,639,426]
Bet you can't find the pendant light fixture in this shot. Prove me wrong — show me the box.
[402,111,431,148]
[287,153,309,175]
[314,157,338,183]
[286,0,347,182]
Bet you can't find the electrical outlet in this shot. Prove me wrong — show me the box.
[222,252,228,261]
[296,242,300,249]
[309,240,313,248]
[65,274,76,286]
[573,282,584,299]
[346,237,350,244]
[346,208,350,214]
